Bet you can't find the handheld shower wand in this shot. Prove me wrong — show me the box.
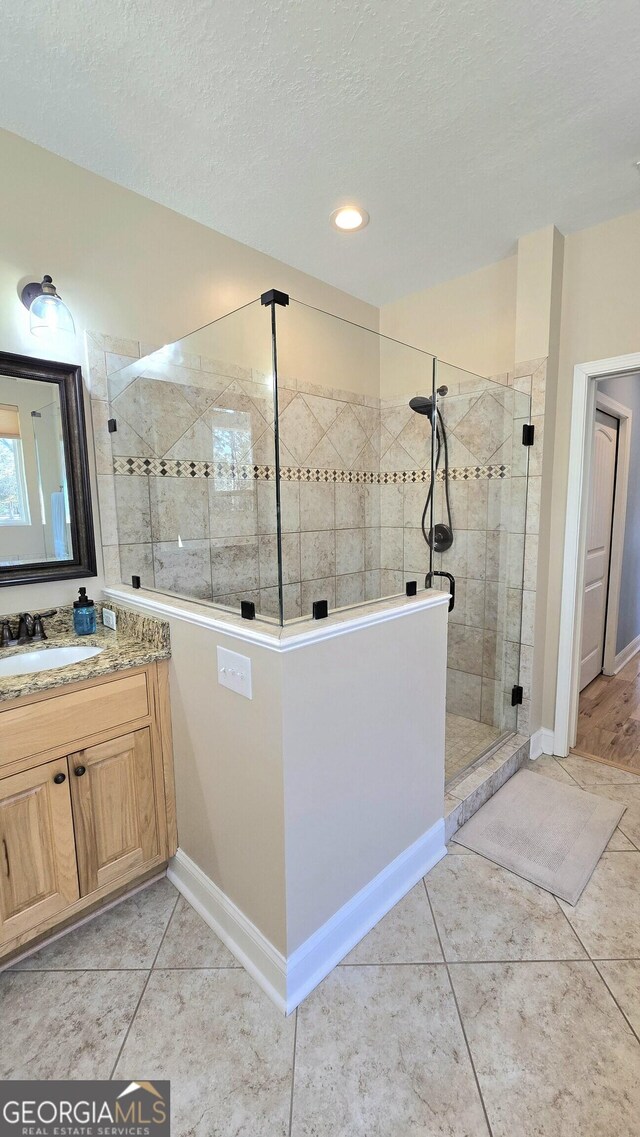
[409,388,453,553]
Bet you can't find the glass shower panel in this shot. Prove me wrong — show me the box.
[431,362,531,783]
[107,299,280,620]
[272,297,437,620]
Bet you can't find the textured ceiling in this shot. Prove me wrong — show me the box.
[2,0,640,305]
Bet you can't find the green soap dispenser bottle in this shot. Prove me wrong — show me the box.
[73,587,97,635]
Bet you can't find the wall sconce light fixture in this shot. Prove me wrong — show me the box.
[20,275,75,337]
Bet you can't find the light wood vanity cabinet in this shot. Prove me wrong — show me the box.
[69,727,159,895]
[0,756,79,943]
[0,661,176,961]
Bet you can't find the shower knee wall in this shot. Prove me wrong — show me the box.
[114,590,449,1011]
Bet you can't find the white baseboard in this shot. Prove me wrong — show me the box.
[529,728,555,759]
[168,817,446,1015]
[611,633,640,675]
[168,850,288,1013]
[285,818,446,1012]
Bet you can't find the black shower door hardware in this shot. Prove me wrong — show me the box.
[425,571,456,612]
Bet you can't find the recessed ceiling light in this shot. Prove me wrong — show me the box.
[330,205,369,232]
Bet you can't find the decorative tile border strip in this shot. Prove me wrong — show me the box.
[112,456,510,483]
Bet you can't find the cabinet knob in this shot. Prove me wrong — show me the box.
[53,772,66,784]
[74,765,86,777]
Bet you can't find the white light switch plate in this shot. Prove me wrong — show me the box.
[217,646,252,699]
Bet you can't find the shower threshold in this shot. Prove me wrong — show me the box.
[445,713,507,787]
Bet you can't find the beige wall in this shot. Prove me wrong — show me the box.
[167,618,287,952]
[282,601,447,952]
[541,207,640,730]
[0,129,378,364]
[380,255,517,385]
[513,226,564,738]
[377,211,640,740]
[0,128,379,618]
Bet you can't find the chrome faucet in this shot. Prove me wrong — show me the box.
[0,610,57,649]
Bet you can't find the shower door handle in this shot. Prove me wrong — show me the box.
[425,571,455,612]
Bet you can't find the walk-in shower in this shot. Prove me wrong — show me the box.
[101,293,532,785]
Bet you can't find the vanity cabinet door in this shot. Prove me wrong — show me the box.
[68,728,160,896]
[0,757,79,945]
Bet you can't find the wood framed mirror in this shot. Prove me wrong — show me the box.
[0,351,96,586]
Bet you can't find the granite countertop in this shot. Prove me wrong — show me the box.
[0,602,170,704]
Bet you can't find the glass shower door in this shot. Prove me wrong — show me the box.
[431,363,531,783]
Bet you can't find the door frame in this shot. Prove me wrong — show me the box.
[595,393,632,677]
[555,352,640,756]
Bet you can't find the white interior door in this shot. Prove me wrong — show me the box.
[580,409,618,691]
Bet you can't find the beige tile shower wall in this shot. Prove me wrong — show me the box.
[87,333,385,619]
[276,378,382,614]
[378,379,535,735]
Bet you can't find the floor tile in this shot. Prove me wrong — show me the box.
[562,752,640,787]
[557,852,640,958]
[527,757,633,848]
[451,961,640,1137]
[523,754,577,785]
[596,960,640,1037]
[446,841,474,853]
[154,895,239,968]
[12,878,178,970]
[589,783,640,848]
[292,965,489,1136]
[0,970,146,1079]
[605,827,636,850]
[341,882,442,964]
[426,853,586,961]
[114,969,294,1137]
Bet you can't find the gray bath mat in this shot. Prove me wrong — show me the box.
[452,769,625,905]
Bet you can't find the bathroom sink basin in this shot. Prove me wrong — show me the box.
[0,645,104,678]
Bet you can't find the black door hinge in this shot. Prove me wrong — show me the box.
[107,418,117,433]
[511,684,524,706]
[522,423,535,446]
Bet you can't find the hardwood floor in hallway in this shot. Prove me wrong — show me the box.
[574,652,640,775]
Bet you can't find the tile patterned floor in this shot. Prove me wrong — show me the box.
[445,711,501,783]
[2,752,640,1136]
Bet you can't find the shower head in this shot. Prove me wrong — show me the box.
[409,386,448,420]
[409,395,434,420]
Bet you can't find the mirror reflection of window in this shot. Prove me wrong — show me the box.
[0,376,71,567]
[0,406,31,527]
